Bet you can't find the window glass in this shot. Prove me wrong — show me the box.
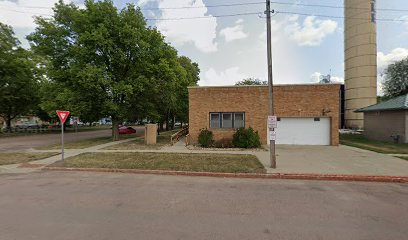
[234,113,244,128]
[222,113,233,128]
[210,113,220,128]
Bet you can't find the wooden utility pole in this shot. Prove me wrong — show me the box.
[266,0,276,168]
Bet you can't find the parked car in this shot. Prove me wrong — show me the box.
[15,123,40,129]
[119,126,136,134]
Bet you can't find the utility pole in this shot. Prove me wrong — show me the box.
[266,0,276,168]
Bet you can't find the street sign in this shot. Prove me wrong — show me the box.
[269,130,276,141]
[56,111,70,124]
[56,110,70,161]
[268,115,277,129]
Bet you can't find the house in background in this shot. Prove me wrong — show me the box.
[0,115,43,129]
[356,94,408,143]
[188,84,342,146]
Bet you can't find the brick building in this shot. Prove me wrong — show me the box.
[188,84,342,146]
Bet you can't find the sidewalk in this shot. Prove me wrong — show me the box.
[1,137,408,177]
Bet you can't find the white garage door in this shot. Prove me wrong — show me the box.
[268,117,331,145]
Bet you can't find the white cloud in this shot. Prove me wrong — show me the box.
[235,18,244,24]
[331,76,344,83]
[401,16,408,32]
[154,0,218,53]
[377,48,408,73]
[258,19,282,43]
[137,0,154,7]
[0,0,56,28]
[0,0,82,29]
[310,72,321,82]
[199,67,248,86]
[220,23,248,43]
[285,16,338,46]
[310,72,344,83]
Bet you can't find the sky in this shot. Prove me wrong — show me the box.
[1,0,407,92]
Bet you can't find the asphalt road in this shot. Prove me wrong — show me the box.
[0,129,113,151]
[0,172,406,240]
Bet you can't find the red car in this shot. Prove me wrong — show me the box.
[119,126,136,134]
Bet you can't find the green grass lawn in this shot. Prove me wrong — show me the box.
[0,153,58,165]
[105,129,180,150]
[340,134,408,154]
[50,152,266,173]
[35,133,142,150]
[397,157,408,161]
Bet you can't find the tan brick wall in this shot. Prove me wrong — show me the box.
[188,84,341,146]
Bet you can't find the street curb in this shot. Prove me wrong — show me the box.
[43,167,408,183]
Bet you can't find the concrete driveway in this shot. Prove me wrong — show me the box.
[254,145,408,176]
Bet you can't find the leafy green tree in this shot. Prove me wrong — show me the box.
[175,56,199,126]
[383,57,408,98]
[235,78,267,86]
[28,0,165,140]
[0,23,39,129]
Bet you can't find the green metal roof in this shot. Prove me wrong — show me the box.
[355,94,408,112]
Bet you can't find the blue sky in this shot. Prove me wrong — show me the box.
[1,0,407,91]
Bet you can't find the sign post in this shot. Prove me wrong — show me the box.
[56,110,70,161]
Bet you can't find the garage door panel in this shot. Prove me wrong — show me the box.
[268,118,330,145]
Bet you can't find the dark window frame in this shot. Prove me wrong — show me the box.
[209,112,245,129]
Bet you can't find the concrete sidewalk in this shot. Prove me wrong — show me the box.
[1,137,408,177]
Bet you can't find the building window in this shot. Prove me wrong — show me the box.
[210,113,220,128]
[222,113,233,128]
[314,117,320,121]
[234,113,245,128]
[209,112,245,129]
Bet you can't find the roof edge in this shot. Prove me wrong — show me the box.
[188,83,343,89]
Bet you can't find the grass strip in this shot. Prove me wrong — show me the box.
[35,133,142,150]
[50,152,266,174]
[397,156,408,161]
[35,137,113,150]
[0,153,58,165]
[340,134,408,154]
[105,129,180,150]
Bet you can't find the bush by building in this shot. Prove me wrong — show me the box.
[198,128,214,147]
[232,127,261,148]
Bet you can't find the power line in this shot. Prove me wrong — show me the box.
[145,12,263,21]
[0,7,52,16]
[2,1,408,13]
[0,2,407,22]
[270,1,408,12]
[275,10,407,22]
[142,2,265,10]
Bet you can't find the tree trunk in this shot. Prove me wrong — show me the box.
[6,116,11,131]
[171,114,175,130]
[159,122,164,131]
[112,118,120,141]
[165,113,169,131]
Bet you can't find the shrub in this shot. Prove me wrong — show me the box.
[232,127,261,148]
[214,138,234,148]
[198,128,214,147]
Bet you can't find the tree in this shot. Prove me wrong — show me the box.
[0,23,39,130]
[382,57,408,98]
[235,78,267,86]
[28,0,167,140]
[319,74,332,84]
[175,56,199,125]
